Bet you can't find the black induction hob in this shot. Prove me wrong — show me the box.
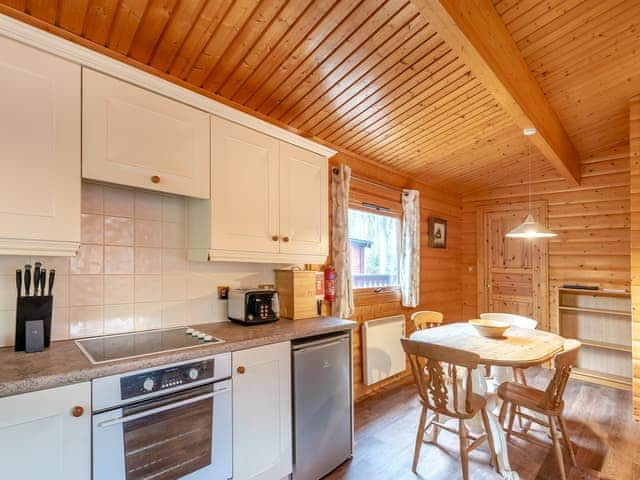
[75,327,224,364]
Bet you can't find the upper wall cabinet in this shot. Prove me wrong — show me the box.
[189,116,328,264]
[82,69,210,199]
[0,36,80,256]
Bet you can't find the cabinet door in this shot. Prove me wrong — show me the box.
[0,36,80,255]
[211,116,280,254]
[83,69,210,198]
[279,143,328,256]
[233,342,292,480]
[0,382,91,480]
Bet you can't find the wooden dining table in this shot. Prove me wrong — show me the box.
[409,322,567,480]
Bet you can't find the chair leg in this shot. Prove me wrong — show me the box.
[433,412,440,444]
[481,407,498,471]
[558,415,577,467]
[519,368,528,386]
[412,405,428,473]
[459,419,469,480]
[506,403,517,441]
[549,416,567,480]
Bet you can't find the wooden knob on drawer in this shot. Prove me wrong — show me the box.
[271,235,279,241]
[71,406,84,418]
[282,236,290,242]
[151,175,161,184]
[237,366,246,374]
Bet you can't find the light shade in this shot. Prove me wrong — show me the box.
[505,214,557,239]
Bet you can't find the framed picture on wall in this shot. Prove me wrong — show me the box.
[428,217,447,248]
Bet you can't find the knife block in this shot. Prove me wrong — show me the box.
[14,296,53,352]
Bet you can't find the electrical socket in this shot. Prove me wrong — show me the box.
[217,286,229,299]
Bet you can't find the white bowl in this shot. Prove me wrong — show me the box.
[469,319,510,338]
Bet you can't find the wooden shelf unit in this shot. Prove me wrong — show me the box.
[557,288,631,390]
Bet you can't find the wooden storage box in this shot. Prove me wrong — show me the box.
[275,270,318,320]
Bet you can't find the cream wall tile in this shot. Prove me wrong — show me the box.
[0,256,32,276]
[135,192,162,220]
[187,273,217,300]
[135,247,162,274]
[162,249,188,274]
[104,304,134,334]
[70,244,103,275]
[51,307,69,341]
[0,310,16,347]
[189,297,218,325]
[52,274,69,308]
[81,214,104,244]
[70,275,103,306]
[161,301,190,328]
[69,306,103,337]
[40,256,70,275]
[135,302,162,331]
[135,275,161,302]
[162,222,186,248]
[0,275,16,307]
[104,246,134,274]
[104,275,134,304]
[162,274,187,302]
[162,196,186,223]
[104,186,134,217]
[105,217,134,246]
[82,183,103,214]
[135,220,162,247]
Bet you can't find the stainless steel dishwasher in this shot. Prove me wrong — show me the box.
[292,331,353,480]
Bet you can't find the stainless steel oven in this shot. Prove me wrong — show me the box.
[92,353,232,480]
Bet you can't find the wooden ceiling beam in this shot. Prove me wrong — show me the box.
[410,0,581,185]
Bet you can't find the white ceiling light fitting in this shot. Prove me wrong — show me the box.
[505,128,557,239]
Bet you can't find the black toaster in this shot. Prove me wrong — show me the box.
[227,288,280,324]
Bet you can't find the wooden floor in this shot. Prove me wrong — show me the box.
[326,368,640,479]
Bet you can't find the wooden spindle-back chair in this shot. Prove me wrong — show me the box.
[498,340,581,480]
[401,338,497,480]
[410,311,444,331]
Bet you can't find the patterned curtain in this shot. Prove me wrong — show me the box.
[400,189,420,307]
[331,165,355,318]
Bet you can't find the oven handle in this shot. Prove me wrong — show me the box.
[97,387,231,428]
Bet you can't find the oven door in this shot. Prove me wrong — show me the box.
[93,379,232,480]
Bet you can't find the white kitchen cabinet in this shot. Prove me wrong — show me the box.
[82,69,210,198]
[188,116,328,263]
[232,342,292,480]
[0,36,80,256]
[0,382,91,480]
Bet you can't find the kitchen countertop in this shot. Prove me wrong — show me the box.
[0,316,356,398]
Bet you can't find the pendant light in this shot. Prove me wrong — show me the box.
[505,128,557,239]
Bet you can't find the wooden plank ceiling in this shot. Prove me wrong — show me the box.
[1,0,638,193]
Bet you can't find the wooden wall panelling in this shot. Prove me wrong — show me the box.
[330,153,462,401]
[630,95,640,418]
[463,147,631,339]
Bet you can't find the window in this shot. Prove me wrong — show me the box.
[348,209,400,289]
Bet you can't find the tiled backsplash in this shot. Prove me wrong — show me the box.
[0,182,279,347]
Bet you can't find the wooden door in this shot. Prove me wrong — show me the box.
[210,116,280,254]
[232,342,292,480]
[82,69,210,198]
[279,142,328,257]
[478,203,549,328]
[0,36,80,256]
[0,382,91,480]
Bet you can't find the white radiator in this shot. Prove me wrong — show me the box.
[362,315,406,386]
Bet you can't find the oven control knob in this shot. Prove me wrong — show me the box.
[188,368,199,380]
[143,377,155,392]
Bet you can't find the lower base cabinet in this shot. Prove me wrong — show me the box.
[232,342,292,480]
[0,382,91,480]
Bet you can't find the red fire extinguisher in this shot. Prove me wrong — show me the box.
[324,266,336,302]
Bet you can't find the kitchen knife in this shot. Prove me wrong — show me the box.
[16,269,21,297]
[34,262,41,295]
[48,269,55,296]
[24,264,31,296]
[40,269,46,296]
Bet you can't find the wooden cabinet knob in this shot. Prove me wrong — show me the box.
[237,366,246,374]
[271,235,279,241]
[71,406,84,418]
[282,236,290,242]
[151,175,161,184]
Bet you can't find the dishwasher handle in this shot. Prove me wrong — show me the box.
[292,333,350,352]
